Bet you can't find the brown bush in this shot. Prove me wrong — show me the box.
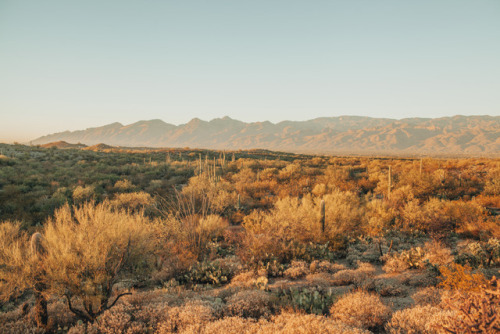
[330,290,391,330]
[261,311,371,334]
[157,299,216,334]
[386,305,455,334]
[224,290,275,319]
[283,261,309,280]
[332,262,375,286]
[411,287,442,306]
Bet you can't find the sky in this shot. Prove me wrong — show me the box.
[1,1,499,143]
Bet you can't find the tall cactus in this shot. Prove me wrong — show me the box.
[320,199,326,234]
[30,232,48,328]
[388,166,392,199]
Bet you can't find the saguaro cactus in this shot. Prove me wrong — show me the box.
[388,166,392,199]
[320,199,326,234]
[30,232,48,329]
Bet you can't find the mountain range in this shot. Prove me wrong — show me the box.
[31,115,500,155]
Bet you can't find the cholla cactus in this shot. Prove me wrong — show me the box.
[440,276,500,333]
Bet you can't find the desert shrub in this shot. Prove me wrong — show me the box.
[283,261,309,280]
[310,260,346,274]
[0,320,45,334]
[0,202,157,325]
[291,242,339,262]
[42,202,156,321]
[411,287,442,306]
[329,290,391,330]
[438,263,487,292]
[346,239,386,264]
[401,271,438,288]
[439,276,500,333]
[182,259,236,285]
[455,238,500,268]
[373,277,407,297]
[202,316,257,334]
[386,305,455,334]
[365,198,396,235]
[382,254,411,274]
[180,175,238,216]
[400,198,486,235]
[332,262,375,286]
[157,299,216,334]
[110,191,154,212]
[276,287,337,315]
[113,179,135,192]
[421,240,454,267]
[242,191,363,250]
[160,213,228,262]
[305,272,336,287]
[260,311,371,334]
[383,241,452,274]
[224,290,275,319]
[72,185,96,203]
[77,301,147,334]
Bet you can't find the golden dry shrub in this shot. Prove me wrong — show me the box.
[80,301,146,334]
[364,199,395,236]
[157,299,216,334]
[224,290,274,319]
[258,311,371,334]
[385,305,455,334]
[421,240,453,267]
[160,212,228,262]
[310,260,347,275]
[203,317,258,334]
[41,202,156,321]
[411,287,442,306]
[382,254,410,274]
[180,175,238,215]
[329,290,392,330]
[400,198,486,234]
[305,272,337,287]
[0,320,44,334]
[72,185,95,203]
[242,191,364,252]
[110,191,154,211]
[230,271,268,290]
[0,222,34,300]
[113,179,135,192]
[332,262,375,286]
[283,260,309,280]
[438,263,487,293]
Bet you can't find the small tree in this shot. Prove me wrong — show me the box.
[0,201,156,324]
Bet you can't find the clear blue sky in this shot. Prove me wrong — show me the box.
[1,1,499,142]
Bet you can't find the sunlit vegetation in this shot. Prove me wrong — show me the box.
[0,142,499,333]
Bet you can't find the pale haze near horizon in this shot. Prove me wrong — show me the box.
[0,1,499,143]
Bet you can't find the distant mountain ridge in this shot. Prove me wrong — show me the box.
[32,115,500,155]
